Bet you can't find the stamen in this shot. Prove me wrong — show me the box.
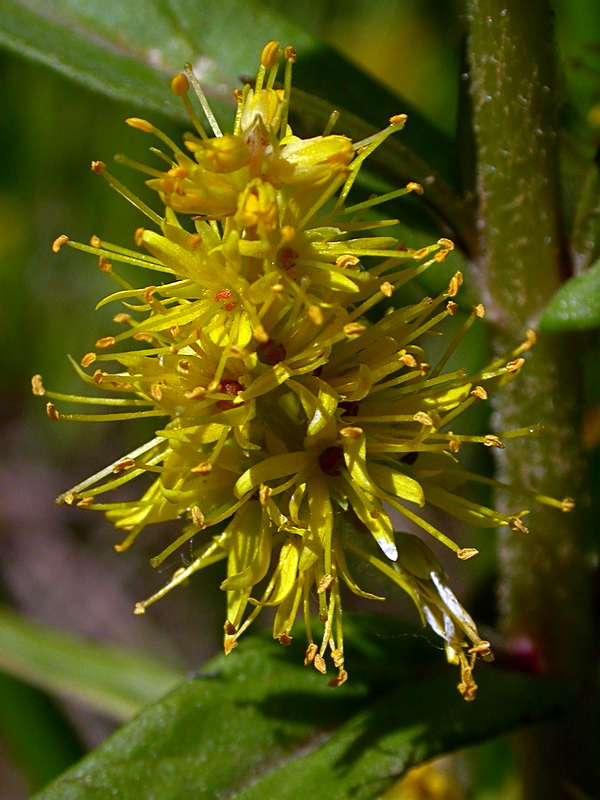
[91,162,163,226]
[184,63,223,137]
[171,72,209,140]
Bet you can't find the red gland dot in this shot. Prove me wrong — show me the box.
[276,247,298,272]
[400,451,419,465]
[318,446,345,476]
[257,339,286,366]
[339,401,359,417]
[216,379,242,410]
[215,288,237,311]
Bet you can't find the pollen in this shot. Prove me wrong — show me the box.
[81,351,96,368]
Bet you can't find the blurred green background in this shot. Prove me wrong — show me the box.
[0,1,598,797]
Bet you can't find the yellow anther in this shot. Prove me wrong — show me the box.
[80,352,97,368]
[308,305,324,325]
[317,574,334,594]
[343,322,366,336]
[252,325,269,343]
[414,411,434,426]
[483,435,504,448]
[171,73,189,96]
[63,491,78,506]
[133,603,146,616]
[329,668,348,687]
[46,402,60,421]
[259,485,272,502]
[389,113,408,125]
[471,385,488,400]
[113,313,131,324]
[562,497,575,512]
[304,643,318,665]
[447,271,463,297]
[98,256,112,272]
[260,40,281,69]
[112,458,136,473]
[400,353,417,368]
[190,461,212,474]
[509,517,529,534]
[126,117,154,133]
[95,336,116,349]
[448,434,462,452]
[281,224,295,243]
[380,281,393,297]
[134,227,145,247]
[77,496,93,508]
[336,254,360,269]
[284,45,297,63]
[437,237,454,250]
[506,358,525,373]
[407,181,424,194]
[91,161,106,174]
[313,654,327,674]
[150,384,163,401]
[412,247,430,260]
[31,375,45,396]
[340,426,363,439]
[90,235,101,248]
[474,303,485,318]
[52,234,69,253]
[185,386,206,400]
[457,548,479,560]
[191,506,206,528]
[446,301,458,315]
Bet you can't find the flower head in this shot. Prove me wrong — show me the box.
[36,42,573,697]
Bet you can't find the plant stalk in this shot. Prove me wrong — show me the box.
[466,1,598,798]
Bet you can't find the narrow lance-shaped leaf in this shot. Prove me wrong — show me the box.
[0,608,184,721]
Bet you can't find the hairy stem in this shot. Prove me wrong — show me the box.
[466,1,598,798]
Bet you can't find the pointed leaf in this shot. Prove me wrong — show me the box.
[32,616,567,800]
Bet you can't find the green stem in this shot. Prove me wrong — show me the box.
[466,2,598,798]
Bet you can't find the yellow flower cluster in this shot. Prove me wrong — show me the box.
[34,42,573,697]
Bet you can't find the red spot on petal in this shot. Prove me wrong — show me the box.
[318,446,345,476]
[276,247,298,272]
[257,339,286,365]
[216,379,242,410]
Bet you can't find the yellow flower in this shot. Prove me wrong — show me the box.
[35,42,573,696]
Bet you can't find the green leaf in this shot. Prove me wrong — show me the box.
[0,673,84,791]
[0,608,184,721]
[539,258,600,332]
[32,617,567,800]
